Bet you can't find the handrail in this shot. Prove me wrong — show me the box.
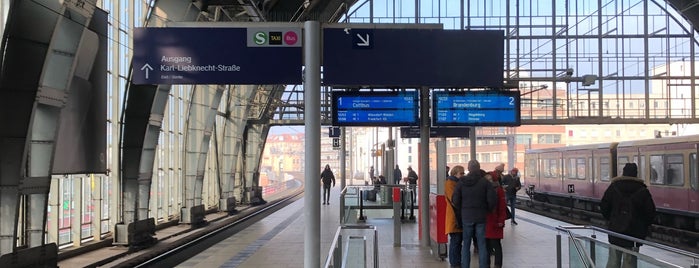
[323,225,379,268]
[555,226,597,268]
[322,226,343,268]
[556,225,699,261]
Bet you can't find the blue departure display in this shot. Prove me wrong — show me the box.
[332,91,419,126]
[432,91,521,126]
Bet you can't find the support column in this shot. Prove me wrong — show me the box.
[470,128,477,160]
[72,177,82,247]
[303,20,321,268]
[340,127,346,190]
[419,87,430,247]
[507,135,516,170]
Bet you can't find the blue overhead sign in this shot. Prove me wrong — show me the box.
[132,27,302,85]
[332,91,419,126]
[432,91,521,126]
[323,28,504,88]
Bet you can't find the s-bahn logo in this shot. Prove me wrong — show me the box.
[248,28,301,47]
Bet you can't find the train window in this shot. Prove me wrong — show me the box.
[650,155,664,184]
[588,157,593,182]
[691,153,698,191]
[637,157,646,183]
[566,158,575,179]
[542,159,551,178]
[543,159,558,179]
[567,158,585,179]
[526,158,537,178]
[600,157,611,181]
[617,157,629,178]
[666,154,684,186]
[576,158,586,179]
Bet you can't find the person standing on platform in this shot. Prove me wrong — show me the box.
[489,163,505,186]
[452,160,496,268]
[485,171,507,268]
[445,165,465,268]
[393,165,403,185]
[501,167,522,225]
[320,164,335,205]
[369,166,375,185]
[406,166,419,203]
[601,163,656,268]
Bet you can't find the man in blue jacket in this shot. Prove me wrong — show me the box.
[452,160,496,268]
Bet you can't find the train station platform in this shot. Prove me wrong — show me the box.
[175,186,697,268]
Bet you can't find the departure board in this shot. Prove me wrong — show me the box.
[432,91,521,126]
[332,91,419,126]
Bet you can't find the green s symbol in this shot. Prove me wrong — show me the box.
[254,32,267,45]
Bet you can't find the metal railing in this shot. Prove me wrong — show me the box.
[339,185,411,224]
[323,225,379,268]
[556,225,699,268]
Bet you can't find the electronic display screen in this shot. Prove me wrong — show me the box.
[332,91,420,126]
[432,90,521,126]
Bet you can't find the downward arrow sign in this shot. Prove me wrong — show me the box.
[356,34,370,46]
[141,63,153,79]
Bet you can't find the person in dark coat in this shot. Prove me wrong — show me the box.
[600,163,656,268]
[406,166,419,203]
[452,160,497,268]
[393,165,403,184]
[320,164,336,205]
[501,167,522,225]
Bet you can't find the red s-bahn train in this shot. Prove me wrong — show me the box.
[524,134,699,235]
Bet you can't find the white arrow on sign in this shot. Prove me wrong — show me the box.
[141,63,153,79]
[356,33,370,46]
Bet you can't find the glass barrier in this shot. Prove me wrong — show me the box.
[323,225,378,268]
[339,185,411,225]
[556,225,699,268]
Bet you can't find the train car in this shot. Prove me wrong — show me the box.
[524,142,617,211]
[524,135,699,235]
[616,135,699,230]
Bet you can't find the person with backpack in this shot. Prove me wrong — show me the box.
[600,163,656,268]
[320,164,336,205]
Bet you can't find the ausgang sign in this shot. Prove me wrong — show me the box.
[132,27,302,85]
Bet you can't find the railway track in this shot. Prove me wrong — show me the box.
[56,183,304,268]
[119,191,303,268]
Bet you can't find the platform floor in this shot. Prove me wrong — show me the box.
[175,187,693,268]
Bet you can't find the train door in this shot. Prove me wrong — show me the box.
[563,151,592,197]
[649,152,686,211]
[524,153,538,188]
[594,154,613,199]
[540,151,562,194]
